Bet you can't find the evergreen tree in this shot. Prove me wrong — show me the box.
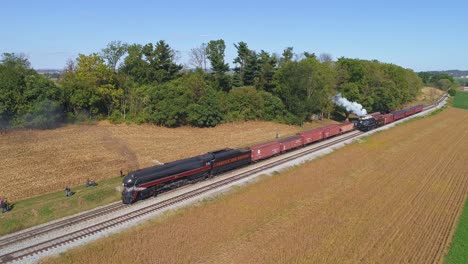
[206,39,231,91]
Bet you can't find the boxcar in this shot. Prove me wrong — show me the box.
[392,109,406,120]
[338,122,354,134]
[298,128,324,145]
[321,124,341,139]
[379,114,395,125]
[404,108,415,117]
[249,141,281,162]
[278,136,304,153]
[414,105,423,113]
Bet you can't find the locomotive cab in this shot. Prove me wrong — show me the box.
[122,174,136,204]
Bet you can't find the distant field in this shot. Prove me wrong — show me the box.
[0,120,337,201]
[42,107,468,264]
[453,91,468,109]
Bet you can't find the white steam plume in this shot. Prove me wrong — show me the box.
[332,93,367,116]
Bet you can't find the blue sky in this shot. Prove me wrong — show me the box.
[1,0,467,71]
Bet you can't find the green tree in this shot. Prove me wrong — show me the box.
[61,53,121,117]
[274,57,335,121]
[120,41,182,84]
[101,41,128,72]
[142,82,192,127]
[187,88,223,127]
[254,50,278,92]
[280,47,294,65]
[120,44,147,84]
[206,39,231,91]
[233,41,251,85]
[243,51,259,86]
[150,40,182,83]
[0,53,64,129]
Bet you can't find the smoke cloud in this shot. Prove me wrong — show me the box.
[332,93,367,116]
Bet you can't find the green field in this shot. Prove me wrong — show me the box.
[0,177,122,236]
[446,198,468,263]
[453,91,468,109]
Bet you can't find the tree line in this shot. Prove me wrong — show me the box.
[417,71,458,91]
[0,40,423,129]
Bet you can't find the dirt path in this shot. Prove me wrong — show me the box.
[42,107,468,264]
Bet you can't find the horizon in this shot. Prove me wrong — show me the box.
[1,0,467,72]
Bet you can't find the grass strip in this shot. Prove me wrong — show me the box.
[446,197,468,263]
[0,177,122,236]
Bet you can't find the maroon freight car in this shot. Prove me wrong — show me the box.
[298,128,324,145]
[379,114,394,125]
[405,108,415,117]
[338,122,354,134]
[278,135,303,153]
[321,124,341,139]
[392,110,406,120]
[414,105,423,113]
[249,141,281,162]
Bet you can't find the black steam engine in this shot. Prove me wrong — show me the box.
[122,148,251,204]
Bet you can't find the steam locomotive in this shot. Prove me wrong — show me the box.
[122,104,424,204]
[354,105,423,131]
[122,149,251,204]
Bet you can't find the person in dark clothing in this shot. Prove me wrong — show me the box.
[85,179,90,187]
[1,198,8,213]
[65,187,71,197]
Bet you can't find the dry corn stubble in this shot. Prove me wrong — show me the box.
[41,107,468,264]
[0,120,337,201]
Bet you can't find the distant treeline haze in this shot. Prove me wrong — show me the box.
[0,40,441,129]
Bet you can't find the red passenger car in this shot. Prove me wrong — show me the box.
[321,124,341,139]
[249,141,281,162]
[298,128,324,145]
[278,136,304,153]
[338,122,354,134]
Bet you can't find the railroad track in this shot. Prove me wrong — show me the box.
[0,94,448,263]
[0,203,124,249]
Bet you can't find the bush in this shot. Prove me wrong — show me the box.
[187,89,223,127]
[109,111,124,124]
[448,89,457,96]
[225,86,264,121]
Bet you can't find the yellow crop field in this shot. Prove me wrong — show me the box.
[0,120,336,201]
[42,107,468,264]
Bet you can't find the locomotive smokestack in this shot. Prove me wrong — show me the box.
[332,93,368,116]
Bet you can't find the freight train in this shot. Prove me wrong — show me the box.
[122,104,424,204]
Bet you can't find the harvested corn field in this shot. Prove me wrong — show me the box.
[43,107,468,264]
[0,120,336,201]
